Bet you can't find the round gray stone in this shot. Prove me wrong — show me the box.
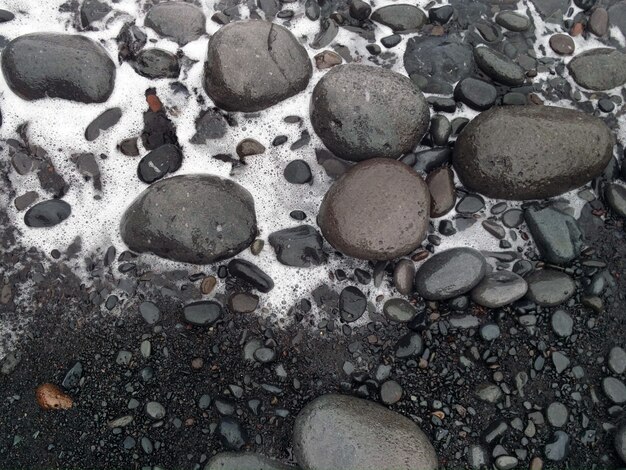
[567,48,626,90]
[551,310,573,337]
[383,298,417,323]
[453,106,614,200]
[204,21,312,112]
[2,33,116,103]
[380,380,403,405]
[293,394,438,470]
[525,270,576,307]
[609,346,626,375]
[120,175,257,264]
[311,64,430,161]
[470,271,528,308]
[546,402,568,427]
[602,377,626,404]
[145,401,165,420]
[415,248,487,300]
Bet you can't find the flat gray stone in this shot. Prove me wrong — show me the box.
[525,270,576,307]
[470,271,527,308]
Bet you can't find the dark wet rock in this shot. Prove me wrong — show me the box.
[453,106,614,200]
[456,194,484,214]
[145,401,166,420]
[11,152,32,175]
[116,22,147,62]
[61,362,83,389]
[384,298,416,323]
[2,33,116,103]
[470,271,528,308]
[183,301,223,326]
[204,21,312,112]
[531,0,568,22]
[228,292,259,313]
[145,2,206,46]
[120,175,257,264]
[350,0,371,20]
[268,225,325,267]
[502,209,523,228]
[293,394,437,470]
[616,426,626,464]
[204,452,292,470]
[14,191,39,211]
[551,310,573,337]
[475,383,502,403]
[85,108,122,141]
[371,5,426,32]
[426,167,455,218]
[525,270,575,306]
[339,286,367,322]
[524,206,583,264]
[80,0,111,27]
[589,8,608,36]
[482,220,505,239]
[413,147,452,173]
[228,259,274,293]
[404,35,473,94]
[549,34,575,55]
[311,18,338,50]
[545,431,570,461]
[474,46,525,86]
[284,160,312,184]
[567,49,626,91]
[24,199,71,228]
[0,9,14,22]
[495,11,530,31]
[429,5,453,25]
[393,259,415,295]
[311,64,429,161]
[236,139,265,158]
[603,377,626,404]
[191,109,228,144]
[137,144,182,184]
[218,417,248,450]
[132,49,180,79]
[605,183,626,217]
[318,159,430,261]
[381,35,401,49]
[415,248,487,300]
[430,115,451,147]
[454,78,497,111]
[118,137,139,156]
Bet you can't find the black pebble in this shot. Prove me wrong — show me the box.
[284,160,312,184]
[24,199,71,228]
[228,259,275,292]
[339,286,367,322]
[138,144,182,183]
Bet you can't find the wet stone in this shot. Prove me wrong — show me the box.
[482,220,505,239]
[605,183,626,218]
[552,351,570,374]
[370,5,426,32]
[183,301,223,326]
[429,5,453,24]
[132,49,180,79]
[314,50,342,69]
[415,248,487,300]
[471,271,528,308]
[145,401,165,420]
[11,152,33,175]
[454,78,497,111]
[24,199,71,228]
[495,11,530,31]
[473,46,526,86]
[139,301,160,325]
[588,8,608,36]
[502,209,523,228]
[137,144,182,184]
[547,402,568,428]
[293,394,437,470]
[284,160,312,184]
[236,138,265,158]
[268,225,325,267]
[383,298,417,323]
[567,48,626,91]
[525,270,576,307]
[228,293,259,313]
[456,194,485,214]
[311,64,429,161]
[85,108,122,141]
[14,191,38,211]
[116,23,147,62]
[426,167,456,218]
[603,377,626,404]
[228,259,274,293]
[393,259,415,295]
[218,417,247,450]
[2,33,116,103]
[145,2,206,45]
[545,431,570,462]
[121,175,257,264]
[609,347,626,375]
[204,21,312,112]
[80,0,111,27]
[475,383,502,403]
[318,159,430,261]
[380,380,403,405]
[395,332,424,358]
[253,347,276,363]
[191,109,228,144]
[549,34,575,55]
[480,323,501,341]
[0,9,14,22]
[551,310,573,337]
[339,286,367,322]
[524,206,583,264]
[61,362,83,389]
[118,138,139,156]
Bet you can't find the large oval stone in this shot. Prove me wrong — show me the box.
[293,394,438,470]
[145,2,206,46]
[470,271,528,308]
[120,175,257,264]
[567,48,626,91]
[310,64,430,161]
[204,21,312,112]
[414,248,487,300]
[453,105,614,200]
[2,33,116,103]
[317,158,430,261]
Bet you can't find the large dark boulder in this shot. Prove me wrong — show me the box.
[453,105,614,200]
[2,33,116,103]
[310,64,429,161]
[204,21,312,112]
[120,175,257,264]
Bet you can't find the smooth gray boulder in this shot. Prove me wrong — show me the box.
[204,21,312,112]
[293,394,437,470]
[310,64,430,161]
[2,33,115,103]
[145,2,206,45]
[453,105,614,200]
[120,175,257,264]
[567,48,626,90]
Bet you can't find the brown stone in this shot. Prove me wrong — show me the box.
[549,34,575,55]
[318,158,430,260]
[236,138,265,158]
[570,22,583,36]
[589,8,608,36]
[228,292,259,313]
[36,383,73,410]
[201,276,217,295]
[426,167,456,217]
[315,50,342,69]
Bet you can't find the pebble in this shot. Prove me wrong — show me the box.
[228,292,259,313]
[132,49,180,79]
[426,167,456,217]
[393,259,415,295]
[24,200,71,228]
[549,34,575,55]
[314,50,342,69]
[139,301,160,325]
[480,324,501,341]
[525,270,576,307]
[370,5,426,32]
[605,183,626,218]
[544,431,570,461]
[524,206,583,264]
[85,108,122,141]
[339,286,367,322]
[253,348,276,363]
[454,77,497,111]
[588,8,608,36]
[284,160,312,184]
[380,380,403,405]
[236,138,265,158]
[395,332,424,358]
[144,2,206,45]
[546,402,568,427]
[383,298,417,323]
[475,383,503,403]
[145,401,166,420]
[205,453,292,470]
[183,301,223,326]
[473,46,526,86]
[495,455,518,470]
[602,377,626,404]
[615,426,626,464]
[14,191,39,211]
[218,417,247,450]
[495,11,530,31]
[137,144,182,184]
[471,271,528,308]
[550,310,573,337]
[609,347,626,375]
[228,259,274,293]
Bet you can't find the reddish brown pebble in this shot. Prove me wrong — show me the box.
[412,250,429,262]
[201,276,217,295]
[314,50,342,69]
[570,22,583,36]
[36,383,73,410]
[147,94,162,112]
